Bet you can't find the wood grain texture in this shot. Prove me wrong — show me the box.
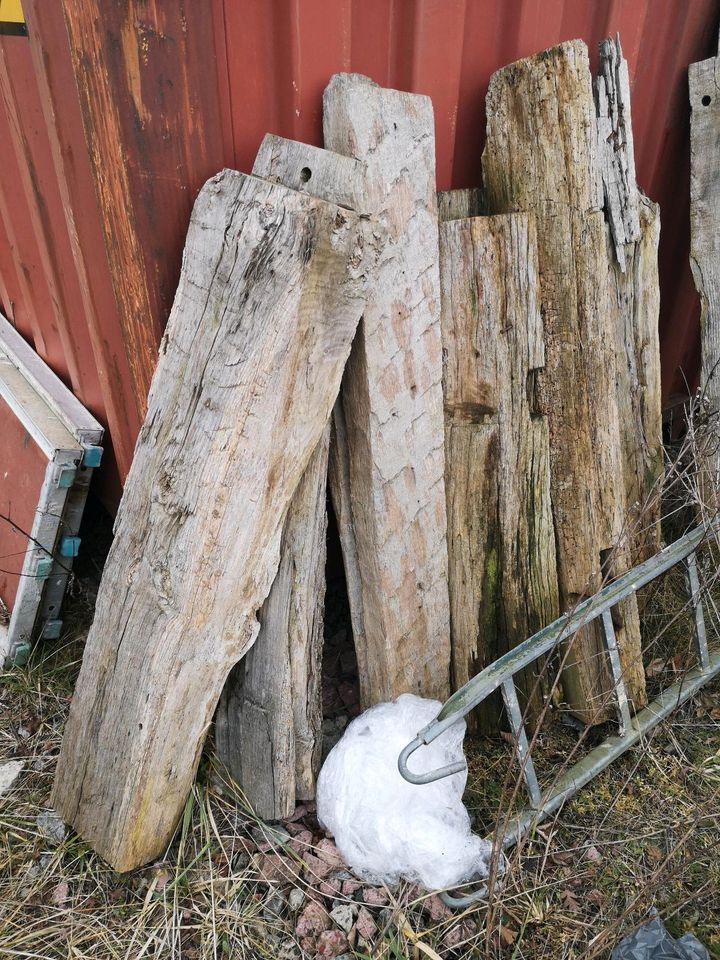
[216,429,330,819]
[596,39,662,562]
[440,212,559,729]
[690,42,720,496]
[214,135,376,816]
[595,36,640,271]
[323,73,451,705]
[483,41,646,721]
[52,170,375,870]
[607,196,663,564]
[437,188,486,222]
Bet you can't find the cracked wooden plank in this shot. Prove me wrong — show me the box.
[595,36,641,271]
[690,36,720,497]
[440,210,559,730]
[216,427,329,819]
[595,39,662,563]
[483,41,646,721]
[214,135,374,819]
[52,170,376,870]
[323,73,450,705]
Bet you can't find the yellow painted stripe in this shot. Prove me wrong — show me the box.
[0,0,25,25]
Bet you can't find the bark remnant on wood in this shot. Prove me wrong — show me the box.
[440,208,559,729]
[52,170,376,870]
[323,74,451,704]
[483,41,646,721]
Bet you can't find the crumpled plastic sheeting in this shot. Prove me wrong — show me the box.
[316,693,494,891]
[611,917,709,960]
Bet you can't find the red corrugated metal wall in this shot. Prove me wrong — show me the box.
[0,1,717,508]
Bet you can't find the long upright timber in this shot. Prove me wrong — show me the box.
[690,35,720,500]
[482,42,646,720]
[596,37,662,563]
[216,135,375,819]
[52,170,376,870]
[323,73,451,705]
[440,209,559,729]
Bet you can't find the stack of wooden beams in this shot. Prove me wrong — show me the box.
[51,38,662,871]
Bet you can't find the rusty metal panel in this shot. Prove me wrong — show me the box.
[0,0,717,512]
[215,0,719,405]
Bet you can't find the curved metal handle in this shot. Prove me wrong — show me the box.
[397,736,467,784]
[440,883,489,908]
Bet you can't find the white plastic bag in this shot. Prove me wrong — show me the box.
[316,693,493,890]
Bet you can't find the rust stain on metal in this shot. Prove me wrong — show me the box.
[0,0,717,508]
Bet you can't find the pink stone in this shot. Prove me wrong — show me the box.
[255,853,295,885]
[302,853,333,881]
[362,887,389,906]
[341,879,362,896]
[316,839,346,867]
[295,901,331,938]
[316,929,350,958]
[422,893,453,922]
[355,906,377,941]
[318,878,343,897]
[286,804,308,823]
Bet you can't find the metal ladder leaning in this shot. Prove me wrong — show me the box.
[398,520,720,907]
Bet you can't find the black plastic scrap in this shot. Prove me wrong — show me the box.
[611,917,709,960]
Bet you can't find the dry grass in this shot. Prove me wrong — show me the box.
[2,401,720,959]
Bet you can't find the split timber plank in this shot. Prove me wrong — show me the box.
[52,170,376,870]
[595,36,641,270]
[440,210,560,729]
[214,135,373,816]
[323,73,451,705]
[216,427,330,819]
[482,41,646,721]
[606,197,663,565]
[690,38,720,498]
[596,39,662,564]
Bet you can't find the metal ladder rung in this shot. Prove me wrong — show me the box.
[686,551,710,670]
[501,678,541,809]
[600,609,633,734]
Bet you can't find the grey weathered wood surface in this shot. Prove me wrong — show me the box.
[214,135,375,818]
[606,196,662,564]
[596,39,662,562]
[216,428,330,819]
[690,39,720,497]
[440,210,560,729]
[483,41,646,720]
[437,188,486,223]
[52,170,376,870]
[323,73,451,705]
[595,36,640,271]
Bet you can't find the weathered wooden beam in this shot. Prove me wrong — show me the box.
[215,136,366,818]
[323,73,451,705]
[595,36,641,271]
[483,41,646,721]
[440,209,559,730]
[596,38,662,564]
[52,170,377,870]
[216,428,330,819]
[690,37,720,500]
[214,135,373,817]
[606,196,662,564]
